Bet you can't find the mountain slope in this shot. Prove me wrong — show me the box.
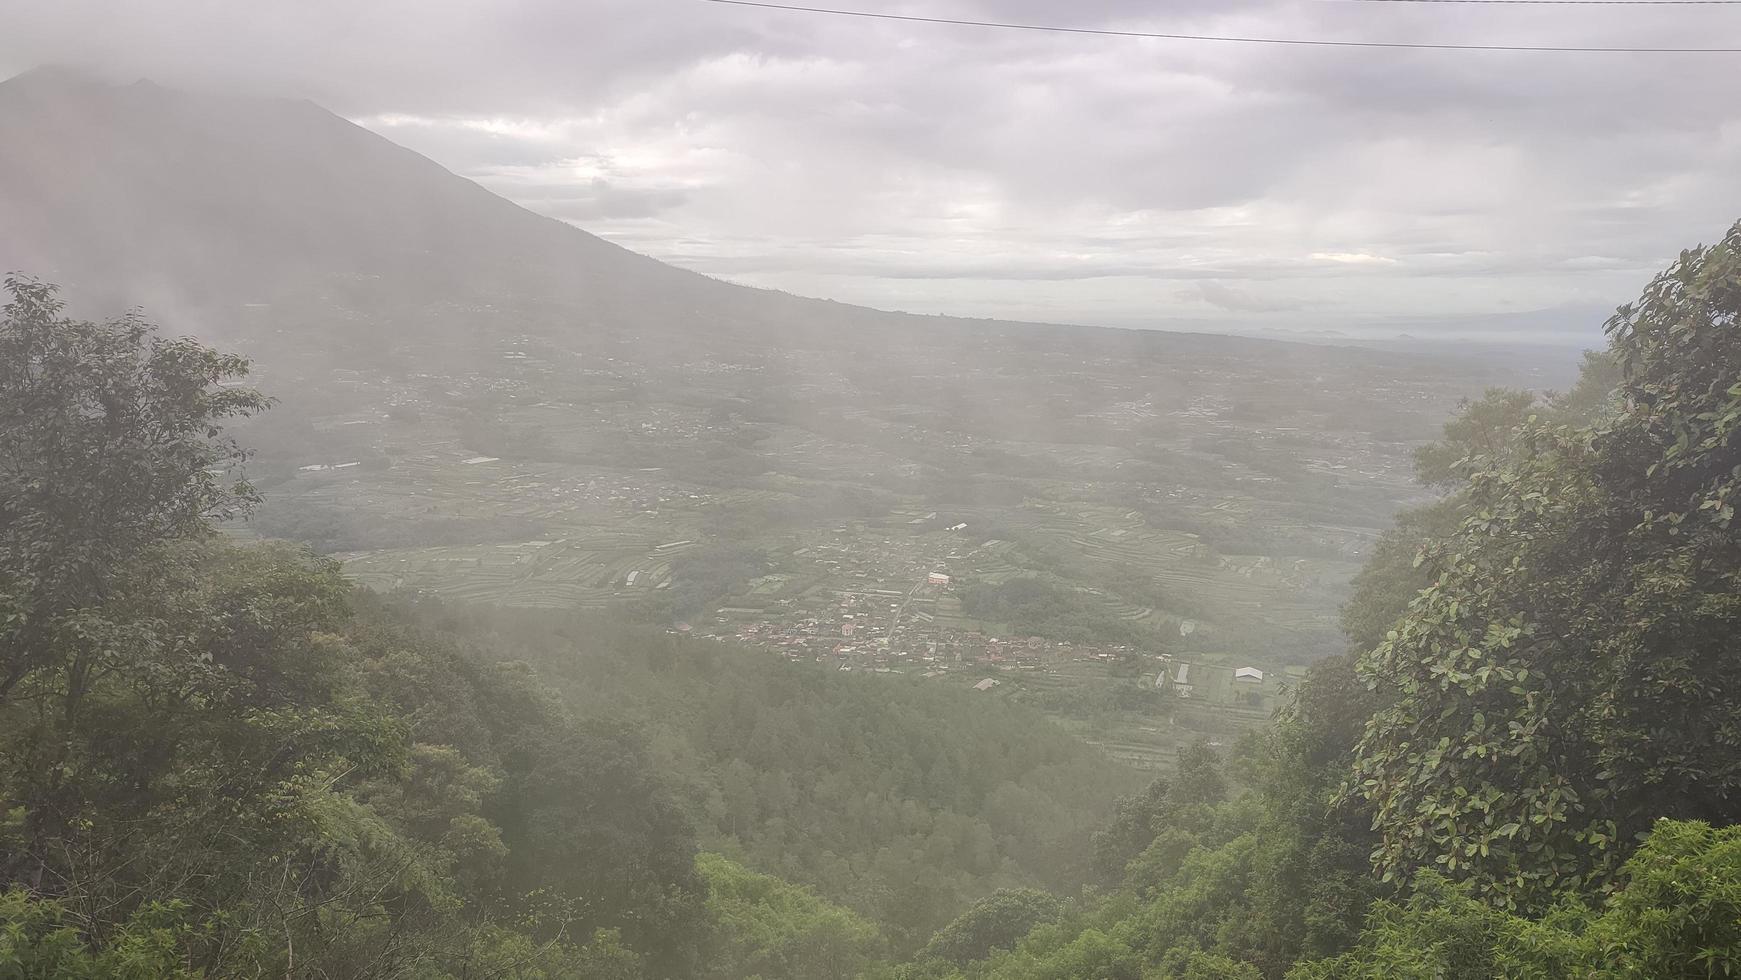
[0,67,1535,371]
[0,66,761,335]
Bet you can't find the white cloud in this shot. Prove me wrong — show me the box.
[1311,253,1397,266]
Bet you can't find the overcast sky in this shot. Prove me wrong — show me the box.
[7,0,1741,344]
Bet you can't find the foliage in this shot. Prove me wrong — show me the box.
[926,225,1741,979]
[1336,502,1461,656]
[1282,872,1581,980]
[398,600,1139,953]
[0,275,267,704]
[0,285,706,977]
[1090,742,1225,884]
[1552,350,1622,423]
[347,612,709,975]
[0,531,711,976]
[920,889,1064,967]
[0,891,208,979]
[0,277,1142,976]
[878,668,1385,980]
[1411,388,1539,489]
[1289,820,1741,979]
[698,852,882,980]
[1348,220,1741,907]
[1581,819,1741,978]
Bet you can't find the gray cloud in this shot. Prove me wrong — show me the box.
[5,0,1741,341]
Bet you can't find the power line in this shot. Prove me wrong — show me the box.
[705,0,1741,51]
[1345,0,1739,5]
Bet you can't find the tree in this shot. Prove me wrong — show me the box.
[1410,388,1538,489]
[1288,820,1741,980]
[1347,220,1741,907]
[0,281,710,976]
[920,888,1064,966]
[1282,872,1578,980]
[0,891,208,979]
[1091,741,1225,883]
[697,853,881,980]
[1337,502,1461,656]
[1343,358,1623,660]
[0,276,267,707]
[0,541,412,971]
[1578,820,1741,978]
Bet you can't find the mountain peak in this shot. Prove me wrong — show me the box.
[0,69,726,336]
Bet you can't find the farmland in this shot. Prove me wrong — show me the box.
[234,319,1555,767]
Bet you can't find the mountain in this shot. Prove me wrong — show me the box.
[0,67,1534,370]
[0,66,830,344]
[0,67,1094,358]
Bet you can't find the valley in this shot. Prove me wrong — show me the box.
[234,320,1546,769]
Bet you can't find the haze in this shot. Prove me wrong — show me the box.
[9,0,1741,344]
[8,0,1741,976]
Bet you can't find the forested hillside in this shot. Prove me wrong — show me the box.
[0,274,1131,973]
[0,276,706,975]
[6,212,1741,978]
[393,601,1139,950]
[871,221,1741,978]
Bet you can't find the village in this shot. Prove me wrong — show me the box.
[707,576,1278,694]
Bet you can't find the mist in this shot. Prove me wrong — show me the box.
[4,7,1741,978]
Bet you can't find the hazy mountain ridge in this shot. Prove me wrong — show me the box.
[0,66,731,331]
[0,67,1557,381]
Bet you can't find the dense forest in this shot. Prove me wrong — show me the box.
[4,219,1741,979]
[384,598,1141,952]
